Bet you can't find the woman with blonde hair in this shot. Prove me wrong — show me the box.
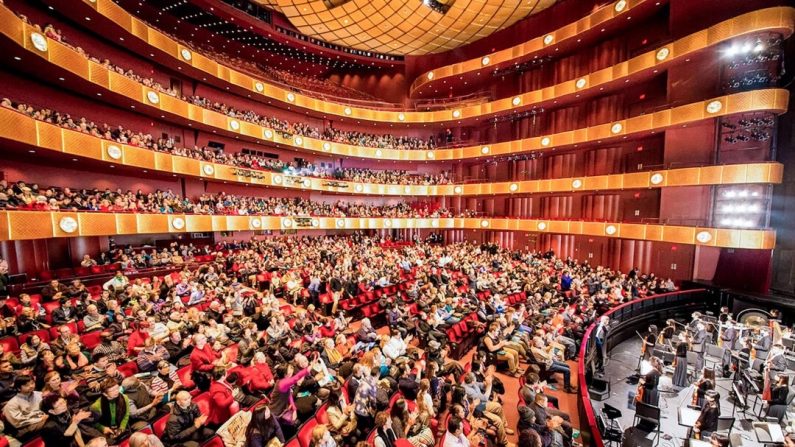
[416,379,435,418]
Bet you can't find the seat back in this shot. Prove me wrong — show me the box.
[706,344,724,358]
[717,416,735,432]
[152,413,169,438]
[0,337,19,354]
[297,418,318,447]
[634,401,660,424]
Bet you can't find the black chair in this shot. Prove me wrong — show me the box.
[716,416,736,435]
[632,401,661,445]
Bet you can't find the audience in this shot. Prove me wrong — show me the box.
[0,232,670,447]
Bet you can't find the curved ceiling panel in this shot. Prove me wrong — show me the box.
[256,0,556,55]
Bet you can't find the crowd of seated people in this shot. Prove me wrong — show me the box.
[0,180,474,218]
[260,68,383,104]
[0,231,675,447]
[1,98,459,187]
[11,14,433,151]
[187,95,436,151]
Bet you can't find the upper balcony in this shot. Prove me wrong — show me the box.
[38,0,794,126]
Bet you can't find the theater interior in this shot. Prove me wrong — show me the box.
[0,0,794,447]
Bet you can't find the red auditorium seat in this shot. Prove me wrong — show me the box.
[0,337,19,354]
[117,361,139,377]
[19,329,50,345]
[80,331,102,350]
[314,403,329,424]
[176,365,195,390]
[192,392,212,415]
[296,418,318,447]
[42,301,60,323]
[21,438,43,447]
[152,413,169,438]
[38,271,53,281]
[28,294,42,305]
[74,267,90,276]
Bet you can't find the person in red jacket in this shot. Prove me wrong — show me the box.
[207,367,259,426]
[188,334,220,373]
[243,352,275,396]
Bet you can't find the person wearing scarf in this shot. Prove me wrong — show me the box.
[89,379,130,443]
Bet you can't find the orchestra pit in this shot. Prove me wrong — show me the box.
[0,1,794,447]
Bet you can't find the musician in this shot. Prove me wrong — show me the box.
[766,375,790,422]
[693,390,720,440]
[594,316,609,372]
[642,325,657,361]
[688,312,703,333]
[764,344,786,381]
[692,323,707,373]
[661,319,677,343]
[640,357,662,406]
[719,318,738,351]
[673,333,690,388]
[753,328,772,360]
[718,307,731,324]
[692,377,715,409]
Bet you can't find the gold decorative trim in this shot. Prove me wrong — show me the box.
[43,2,794,123]
[0,211,775,249]
[0,107,783,195]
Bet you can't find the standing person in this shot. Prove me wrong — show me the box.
[594,316,610,372]
[691,323,707,374]
[640,357,662,406]
[672,333,690,388]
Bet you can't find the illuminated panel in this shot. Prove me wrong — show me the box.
[0,211,775,249]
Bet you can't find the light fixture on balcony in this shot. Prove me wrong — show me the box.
[572,179,583,189]
[344,107,352,115]
[263,129,273,139]
[146,91,160,104]
[509,183,519,192]
[452,110,461,118]
[180,48,192,61]
[481,146,490,154]
[541,137,551,147]
[250,218,262,229]
[294,136,303,145]
[650,173,664,185]
[59,217,78,233]
[171,217,185,230]
[611,122,623,134]
[537,222,547,231]
[655,47,670,61]
[427,72,434,80]
[480,220,490,227]
[605,225,617,235]
[229,120,240,131]
[202,165,214,176]
[272,175,282,184]
[254,82,264,92]
[286,92,295,102]
[336,219,346,228]
[107,145,122,160]
[398,113,405,121]
[543,34,554,45]
[355,184,363,192]
[30,33,48,52]
[512,96,521,106]
[454,186,463,194]
[481,56,490,66]
[282,218,293,228]
[696,231,712,243]
[322,142,331,151]
[614,0,628,12]
[426,151,435,159]
[575,78,587,89]
[706,100,723,114]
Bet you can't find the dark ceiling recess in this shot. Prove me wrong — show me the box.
[421,0,455,14]
[134,0,379,70]
[322,0,354,8]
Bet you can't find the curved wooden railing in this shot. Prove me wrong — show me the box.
[38,1,794,125]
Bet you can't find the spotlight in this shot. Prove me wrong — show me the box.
[726,45,738,57]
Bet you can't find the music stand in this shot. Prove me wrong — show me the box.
[601,404,624,447]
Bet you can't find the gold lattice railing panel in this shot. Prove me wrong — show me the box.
[0,211,775,249]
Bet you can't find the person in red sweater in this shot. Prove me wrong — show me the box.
[189,334,220,373]
[207,367,259,426]
[242,352,275,396]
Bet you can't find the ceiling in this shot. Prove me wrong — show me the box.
[255,0,556,56]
